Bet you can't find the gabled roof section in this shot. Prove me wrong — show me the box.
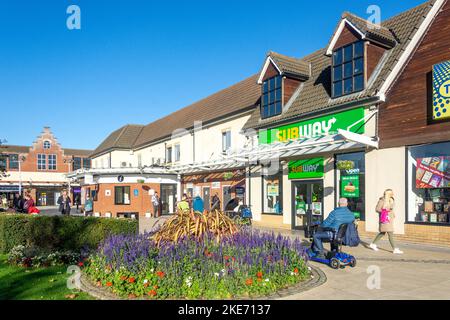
[257,51,310,84]
[326,12,397,55]
[91,124,144,158]
[243,0,436,131]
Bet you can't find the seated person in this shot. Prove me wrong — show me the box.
[312,198,355,259]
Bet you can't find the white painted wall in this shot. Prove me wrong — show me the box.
[365,147,406,234]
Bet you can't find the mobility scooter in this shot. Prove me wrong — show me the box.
[307,223,357,270]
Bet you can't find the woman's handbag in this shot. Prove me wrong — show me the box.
[380,208,391,224]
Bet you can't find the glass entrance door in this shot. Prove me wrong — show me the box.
[161,184,177,215]
[292,180,324,230]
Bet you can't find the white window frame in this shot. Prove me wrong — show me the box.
[48,154,57,170]
[43,141,51,149]
[174,144,181,162]
[222,130,232,153]
[37,154,46,170]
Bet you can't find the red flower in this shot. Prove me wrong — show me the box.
[78,262,84,267]
[156,271,165,279]
[129,277,136,284]
[224,256,230,261]
[257,272,263,279]
[232,257,236,262]
[246,279,253,286]
[294,268,299,274]
[148,290,157,297]
[106,282,113,287]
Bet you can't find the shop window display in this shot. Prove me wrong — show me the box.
[335,152,366,220]
[262,173,283,215]
[408,142,450,224]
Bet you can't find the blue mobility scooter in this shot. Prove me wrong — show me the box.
[307,223,357,270]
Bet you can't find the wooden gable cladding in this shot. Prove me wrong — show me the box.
[366,42,386,80]
[283,77,302,105]
[334,24,362,49]
[262,62,280,82]
[379,0,450,149]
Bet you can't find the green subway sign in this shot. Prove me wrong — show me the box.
[289,158,324,179]
[259,107,365,144]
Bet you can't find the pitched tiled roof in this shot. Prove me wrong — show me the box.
[243,0,434,130]
[91,124,145,157]
[133,74,260,149]
[268,51,310,79]
[341,12,397,48]
[0,145,30,154]
[0,145,92,157]
[64,149,93,157]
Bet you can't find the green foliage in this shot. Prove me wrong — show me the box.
[0,215,138,254]
[0,254,93,300]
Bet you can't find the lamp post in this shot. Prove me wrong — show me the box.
[18,155,26,196]
[64,158,75,195]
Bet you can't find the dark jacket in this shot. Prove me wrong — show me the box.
[343,223,361,247]
[321,207,355,232]
[57,196,71,213]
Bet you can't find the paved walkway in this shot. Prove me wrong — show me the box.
[255,227,450,300]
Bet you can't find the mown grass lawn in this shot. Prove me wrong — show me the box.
[0,254,94,300]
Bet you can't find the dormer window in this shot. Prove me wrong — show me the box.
[332,41,364,98]
[261,75,282,119]
[43,140,51,149]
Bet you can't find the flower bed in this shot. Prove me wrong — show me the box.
[84,229,310,300]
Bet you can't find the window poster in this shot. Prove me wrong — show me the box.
[267,184,279,196]
[341,175,360,198]
[416,157,450,188]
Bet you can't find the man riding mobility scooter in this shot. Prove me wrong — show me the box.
[307,198,360,269]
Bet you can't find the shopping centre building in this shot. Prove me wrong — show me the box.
[68,0,450,245]
[0,127,92,206]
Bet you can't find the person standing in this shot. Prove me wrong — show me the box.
[369,189,404,254]
[84,195,94,217]
[211,193,221,211]
[75,194,81,212]
[57,189,72,216]
[151,191,160,218]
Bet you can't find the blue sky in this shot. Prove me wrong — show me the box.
[0,0,425,150]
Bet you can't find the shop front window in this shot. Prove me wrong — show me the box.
[115,186,131,205]
[262,173,283,215]
[407,141,450,224]
[335,152,366,220]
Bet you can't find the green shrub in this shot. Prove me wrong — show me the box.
[0,214,138,254]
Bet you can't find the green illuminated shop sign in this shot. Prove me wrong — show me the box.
[289,158,324,179]
[259,107,365,144]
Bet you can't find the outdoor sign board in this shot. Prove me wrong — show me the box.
[416,157,450,188]
[259,107,365,144]
[288,158,324,179]
[432,60,450,121]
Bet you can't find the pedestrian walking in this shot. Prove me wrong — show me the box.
[369,189,404,254]
[57,189,72,216]
[211,193,221,211]
[151,191,160,218]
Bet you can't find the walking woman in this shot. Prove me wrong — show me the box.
[369,189,403,254]
[57,189,72,216]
